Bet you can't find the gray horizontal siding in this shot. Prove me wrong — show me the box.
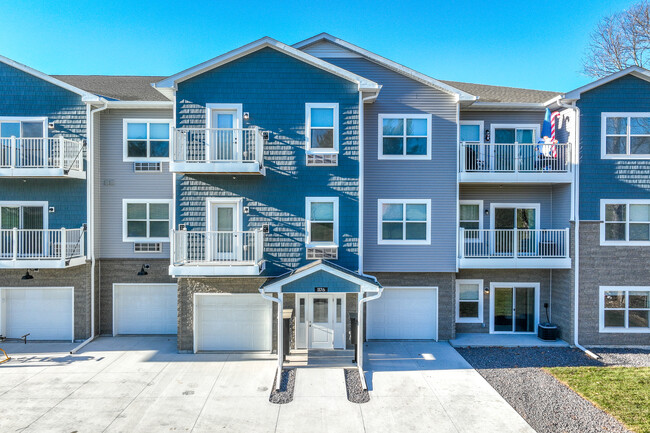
[326,57,458,272]
[551,184,572,229]
[97,108,173,259]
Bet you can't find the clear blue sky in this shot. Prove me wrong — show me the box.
[0,0,636,92]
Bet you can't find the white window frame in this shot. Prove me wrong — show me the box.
[305,197,339,248]
[0,201,48,230]
[305,103,339,154]
[378,113,432,160]
[599,286,650,333]
[122,199,172,242]
[459,200,483,243]
[122,119,172,162]
[0,117,48,138]
[456,279,484,323]
[601,112,650,159]
[600,199,650,246]
[377,199,431,245]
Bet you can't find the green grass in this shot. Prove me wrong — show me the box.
[545,367,650,433]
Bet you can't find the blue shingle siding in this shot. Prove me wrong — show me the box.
[175,48,360,275]
[578,75,650,220]
[0,61,87,228]
[281,270,360,293]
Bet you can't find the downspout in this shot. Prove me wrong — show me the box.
[71,100,108,354]
[356,286,383,390]
[555,99,598,359]
[259,289,283,390]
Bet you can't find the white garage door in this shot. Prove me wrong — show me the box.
[113,284,177,335]
[1,287,73,341]
[195,294,272,352]
[367,288,438,340]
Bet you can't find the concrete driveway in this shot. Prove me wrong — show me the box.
[0,337,533,433]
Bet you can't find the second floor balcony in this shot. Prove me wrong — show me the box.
[170,127,265,174]
[458,228,571,269]
[0,227,86,268]
[0,137,85,178]
[170,229,265,276]
[459,142,572,183]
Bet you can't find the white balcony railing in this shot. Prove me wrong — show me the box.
[171,127,264,173]
[0,227,86,266]
[172,230,264,273]
[459,228,569,260]
[460,142,570,174]
[0,137,85,174]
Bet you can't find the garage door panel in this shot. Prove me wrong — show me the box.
[196,295,271,352]
[114,284,177,335]
[367,288,437,340]
[2,288,73,340]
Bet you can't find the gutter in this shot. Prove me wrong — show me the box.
[71,99,109,354]
[356,287,383,390]
[258,288,284,390]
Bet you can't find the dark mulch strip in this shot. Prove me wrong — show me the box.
[269,368,295,404]
[456,347,632,433]
[344,368,370,404]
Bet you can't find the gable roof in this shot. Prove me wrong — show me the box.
[564,66,650,100]
[153,37,381,99]
[0,54,100,102]
[293,33,476,102]
[441,80,560,104]
[53,75,169,102]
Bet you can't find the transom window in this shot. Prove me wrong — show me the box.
[306,103,339,153]
[601,200,650,244]
[456,280,484,323]
[378,199,431,244]
[602,113,650,158]
[600,287,650,332]
[379,114,431,159]
[123,120,170,162]
[122,200,172,242]
[305,197,339,247]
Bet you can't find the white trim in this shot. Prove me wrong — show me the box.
[489,123,540,144]
[305,197,339,248]
[292,33,476,101]
[305,103,339,154]
[261,262,381,293]
[489,203,541,230]
[599,286,650,333]
[459,200,484,240]
[377,113,432,160]
[205,197,243,232]
[122,199,172,242]
[0,201,49,230]
[489,282,540,334]
[600,112,650,159]
[564,66,650,100]
[455,279,484,323]
[154,37,380,93]
[377,199,431,245]
[600,199,650,245]
[104,101,173,109]
[122,119,172,162]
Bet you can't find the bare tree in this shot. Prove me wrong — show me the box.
[584,1,650,77]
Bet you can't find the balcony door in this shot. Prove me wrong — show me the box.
[207,104,242,162]
[491,284,539,333]
[490,124,539,172]
[1,119,45,167]
[491,204,539,256]
[0,203,46,257]
[207,199,241,262]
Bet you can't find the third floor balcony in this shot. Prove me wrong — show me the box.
[0,137,85,178]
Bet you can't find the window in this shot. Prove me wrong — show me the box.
[305,103,339,154]
[378,199,431,244]
[460,122,483,144]
[456,280,484,323]
[600,287,650,333]
[459,200,482,241]
[460,121,484,171]
[379,114,431,159]
[305,197,339,247]
[601,200,650,245]
[0,118,46,139]
[602,113,650,158]
[123,120,170,162]
[122,199,172,242]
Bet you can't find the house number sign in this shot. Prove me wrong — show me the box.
[314,287,328,292]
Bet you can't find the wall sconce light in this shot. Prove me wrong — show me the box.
[243,112,250,120]
[484,286,490,295]
[21,270,34,280]
[484,129,490,142]
[484,208,489,216]
[137,264,149,276]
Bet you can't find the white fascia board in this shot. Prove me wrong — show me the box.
[103,100,174,109]
[0,54,99,100]
[260,262,380,293]
[293,33,476,101]
[564,66,650,100]
[153,36,380,94]
[462,101,548,111]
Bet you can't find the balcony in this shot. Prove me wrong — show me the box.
[459,142,572,183]
[170,127,265,174]
[170,229,265,276]
[458,228,570,269]
[0,137,85,178]
[0,227,86,268]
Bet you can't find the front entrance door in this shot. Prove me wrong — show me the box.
[208,109,240,161]
[295,294,345,350]
[208,201,239,262]
[491,285,538,333]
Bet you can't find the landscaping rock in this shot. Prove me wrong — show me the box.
[269,368,295,404]
[344,368,369,404]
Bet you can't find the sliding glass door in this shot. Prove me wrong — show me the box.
[0,205,45,257]
[493,205,539,256]
[492,285,537,333]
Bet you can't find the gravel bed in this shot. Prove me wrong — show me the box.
[344,368,370,404]
[269,368,295,404]
[591,348,650,367]
[456,347,632,433]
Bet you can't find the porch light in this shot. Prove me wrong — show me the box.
[484,286,490,294]
[137,265,148,276]
[243,112,250,120]
[484,208,489,216]
[21,271,34,280]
